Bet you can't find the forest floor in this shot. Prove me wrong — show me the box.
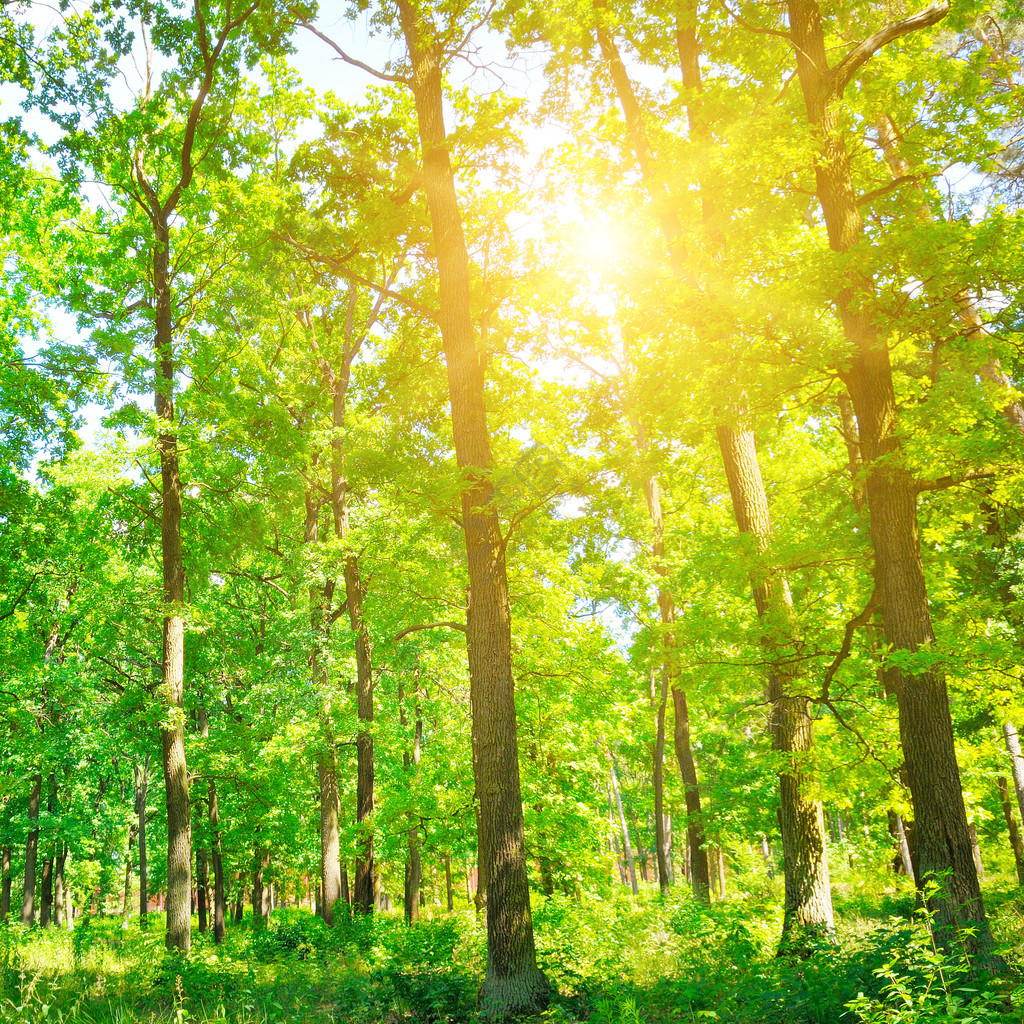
[1,880,1023,1024]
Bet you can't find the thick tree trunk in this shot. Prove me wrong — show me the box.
[318,750,342,925]
[717,424,834,942]
[394,2,548,1015]
[786,0,989,954]
[21,773,41,925]
[998,776,1024,885]
[153,224,191,955]
[1,845,10,922]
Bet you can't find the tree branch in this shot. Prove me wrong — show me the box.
[819,587,878,703]
[0,571,42,622]
[299,22,409,83]
[392,620,467,644]
[857,174,921,207]
[828,2,950,101]
[916,470,996,493]
[281,232,439,322]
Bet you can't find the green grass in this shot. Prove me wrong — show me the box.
[2,881,1022,1024]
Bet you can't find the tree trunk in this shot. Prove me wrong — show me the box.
[153,223,191,955]
[208,780,225,943]
[634,417,684,897]
[671,688,710,901]
[346,545,375,916]
[394,2,548,1015]
[998,776,1024,885]
[54,847,67,928]
[445,855,454,912]
[893,812,915,880]
[653,670,670,892]
[21,773,41,925]
[252,849,271,930]
[1,846,10,922]
[307,294,378,919]
[318,749,342,924]
[968,822,984,882]
[717,423,834,944]
[401,674,422,925]
[197,847,209,933]
[761,836,775,879]
[135,759,148,928]
[1002,723,1024,826]
[607,752,638,895]
[786,0,989,954]
[40,857,53,928]
[121,835,133,928]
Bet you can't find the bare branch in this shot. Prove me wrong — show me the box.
[299,22,409,83]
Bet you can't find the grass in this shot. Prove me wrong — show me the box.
[1,878,1022,1024]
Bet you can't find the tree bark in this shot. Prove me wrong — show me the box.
[1003,722,1024,826]
[786,0,990,954]
[445,854,454,912]
[21,773,41,925]
[671,688,710,901]
[318,748,342,924]
[717,424,834,943]
[153,219,191,955]
[998,776,1024,885]
[394,2,549,1015]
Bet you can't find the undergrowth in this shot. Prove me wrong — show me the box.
[0,884,1021,1024]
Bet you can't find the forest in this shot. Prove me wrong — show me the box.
[3,0,1024,1021]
